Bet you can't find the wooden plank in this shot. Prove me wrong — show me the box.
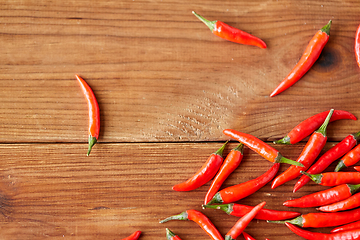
[0,0,359,143]
[0,142,351,239]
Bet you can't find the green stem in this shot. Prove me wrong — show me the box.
[348,184,360,195]
[166,228,176,240]
[159,211,188,223]
[215,141,228,157]
[300,171,322,184]
[225,235,235,240]
[202,203,233,215]
[273,135,291,145]
[321,20,332,35]
[87,135,97,156]
[315,109,334,136]
[267,216,304,227]
[234,143,244,154]
[334,160,346,172]
[206,192,223,205]
[192,11,217,32]
[276,155,304,167]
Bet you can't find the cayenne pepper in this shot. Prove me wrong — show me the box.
[271,109,334,189]
[172,142,227,191]
[166,228,182,240]
[207,163,280,205]
[286,222,360,240]
[301,171,360,186]
[192,11,267,48]
[75,75,100,156]
[225,202,266,240]
[223,129,303,166]
[283,183,360,208]
[160,209,224,240]
[202,202,300,221]
[335,143,360,172]
[204,143,244,204]
[274,110,356,145]
[270,20,332,97]
[268,207,360,228]
[331,220,360,233]
[318,192,360,212]
[356,24,360,68]
[121,231,141,240]
[294,130,360,192]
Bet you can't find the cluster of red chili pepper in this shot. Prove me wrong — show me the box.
[158,108,360,239]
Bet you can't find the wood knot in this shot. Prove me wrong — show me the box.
[312,46,341,74]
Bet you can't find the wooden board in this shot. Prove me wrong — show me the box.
[1,0,360,239]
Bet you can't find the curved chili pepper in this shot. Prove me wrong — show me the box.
[243,232,256,240]
[207,163,280,205]
[225,202,266,240]
[204,143,244,204]
[301,171,360,186]
[166,228,181,240]
[283,183,360,208]
[172,142,227,191]
[335,144,360,172]
[202,203,300,221]
[294,131,360,192]
[274,110,356,145]
[356,24,360,68]
[270,20,331,97]
[223,129,302,166]
[75,75,100,156]
[121,231,141,240]
[286,222,360,240]
[318,192,360,212]
[271,109,334,189]
[331,220,360,233]
[192,11,267,49]
[160,209,224,240]
[269,207,360,228]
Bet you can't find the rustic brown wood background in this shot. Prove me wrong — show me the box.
[1,0,360,239]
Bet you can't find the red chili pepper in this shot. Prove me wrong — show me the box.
[356,24,360,68]
[243,232,256,240]
[166,228,182,240]
[271,109,334,189]
[207,163,280,205]
[192,11,267,49]
[269,207,360,228]
[225,202,266,240]
[75,75,100,156]
[223,129,302,166]
[286,222,360,240]
[274,110,356,145]
[204,143,244,204]
[283,183,360,208]
[335,144,360,172]
[294,131,360,192]
[172,142,227,191]
[301,171,360,186]
[202,202,300,221]
[318,192,360,212]
[331,220,360,233]
[270,20,331,97]
[160,209,224,240]
[121,231,141,240]
[355,166,360,172]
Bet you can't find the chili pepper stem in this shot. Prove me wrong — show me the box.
[273,136,291,145]
[192,11,216,32]
[300,171,322,184]
[166,228,176,239]
[276,155,304,167]
[267,216,303,227]
[160,211,188,223]
[316,109,334,136]
[207,192,223,205]
[321,20,332,35]
[202,203,233,214]
[87,135,97,156]
[216,141,228,156]
[335,160,346,172]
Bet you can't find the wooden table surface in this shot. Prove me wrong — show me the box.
[1,0,360,239]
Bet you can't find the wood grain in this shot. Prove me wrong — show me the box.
[0,142,343,239]
[0,0,359,143]
[1,0,360,239]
